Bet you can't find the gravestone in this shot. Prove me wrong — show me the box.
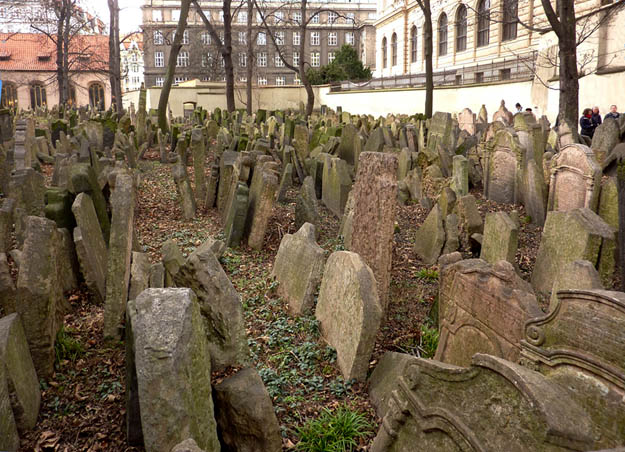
[245,164,279,250]
[161,239,185,287]
[458,108,476,135]
[224,183,249,247]
[0,199,15,254]
[174,246,250,370]
[295,176,320,232]
[321,156,352,217]
[480,211,518,264]
[437,259,541,367]
[591,118,620,164]
[0,253,15,314]
[492,99,513,125]
[16,216,64,379]
[0,361,19,451]
[338,124,359,165]
[315,251,382,381]
[191,127,206,207]
[350,152,398,311]
[549,260,603,310]
[172,162,196,220]
[217,151,238,214]
[8,168,46,216]
[127,289,220,452]
[547,143,601,213]
[272,223,325,315]
[483,128,524,204]
[413,204,445,265]
[69,163,110,243]
[129,252,151,301]
[451,155,468,197]
[104,173,135,340]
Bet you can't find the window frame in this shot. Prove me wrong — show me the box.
[438,13,448,56]
[456,5,467,52]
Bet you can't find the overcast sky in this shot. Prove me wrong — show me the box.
[81,0,143,34]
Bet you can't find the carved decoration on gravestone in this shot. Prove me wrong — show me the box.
[483,128,524,205]
[547,143,601,213]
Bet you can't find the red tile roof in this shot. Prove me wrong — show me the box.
[122,32,143,51]
[0,33,109,72]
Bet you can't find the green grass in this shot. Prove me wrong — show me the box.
[296,404,372,452]
[54,326,85,365]
[418,321,439,358]
[415,268,439,282]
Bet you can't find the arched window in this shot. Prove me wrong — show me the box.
[410,25,417,63]
[438,13,448,56]
[502,0,518,41]
[456,5,467,52]
[1,82,17,109]
[391,33,397,66]
[89,83,105,110]
[477,0,490,47]
[29,83,47,109]
[382,36,387,68]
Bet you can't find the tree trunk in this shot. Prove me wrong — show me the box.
[157,0,191,132]
[300,0,314,116]
[246,0,253,115]
[422,0,433,118]
[62,0,70,106]
[108,0,123,112]
[618,161,625,291]
[223,1,235,112]
[556,0,579,129]
[56,4,65,106]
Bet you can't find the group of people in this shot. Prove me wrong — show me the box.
[580,105,620,139]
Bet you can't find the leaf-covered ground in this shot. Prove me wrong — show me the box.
[20,146,553,450]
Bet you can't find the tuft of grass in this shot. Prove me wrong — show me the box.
[418,321,439,358]
[296,404,372,452]
[54,326,85,365]
[415,268,439,282]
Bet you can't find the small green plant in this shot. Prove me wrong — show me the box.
[415,268,439,282]
[419,322,440,358]
[296,404,372,452]
[54,327,85,365]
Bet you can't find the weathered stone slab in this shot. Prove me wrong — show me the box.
[483,128,523,204]
[213,367,282,452]
[451,155,468,197]
[456,194,484,250]
[191,127,206,208]
[174,246,249,370]
[532,208,616,294]
[56,227,79,295]
[104,173,135,340]
[321,156,352,217]
[148,262,165,289]
[69,163,110,243]
[223,182,249,248]
[127,288,220,452]
[0,253,15,315]
[8,168,46,216]
[413,204,445,265]
[295,176,320,233]
[0,361,19,451]
[350,152,398,311]
[0,313,40,433]
[315,251,382,381]
[272,223,325,315]
[368,351,418,419]
[217,151,238,215]
[161,239,185,287]
[16,216,63,379]
[172,162,196,220]
[246,165,279,250]
[0,199,15,254]
[437,259,541,366]
[547,143,601,213]
[129,252,151,301]
[549,260,603,310]
[591,118,620,164]
[480,211,518,264]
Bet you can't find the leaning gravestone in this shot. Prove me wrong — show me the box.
[0,313,41,433]
[315,251,382,381]
[272,223,325,315]
[127,289,220,452]
[413,204,445,265]
[321,155,352,217]
[480,211,518,264]
[349,152,398,312]
[172,162,197,220]
[0,361,19,451]
[174,246,250,370]
[104,173,135,340]
[437,259,541,367]
[532,208,616,294]
[16,216,64,379]
[8,168,46,216]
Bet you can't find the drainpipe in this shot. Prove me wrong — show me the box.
[403,0,409,74]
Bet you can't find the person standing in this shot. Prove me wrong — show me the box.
[515,103,522,113]
[580,108,595,138]
[591,106,602,129]
[605,104,620,120]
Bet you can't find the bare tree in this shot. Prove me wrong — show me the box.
[414,0,433,118]
[108,0,122,112]
[157,0,192,132]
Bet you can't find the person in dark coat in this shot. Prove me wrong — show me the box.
[605,104,620,121]
[591,106,602,129]
[580,108,594,138]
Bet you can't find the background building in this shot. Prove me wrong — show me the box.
[121,32,145,92]
[141,0,377,88]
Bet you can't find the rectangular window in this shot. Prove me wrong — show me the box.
[202,31,211,45]
[258,51,267,67]
[220,56,225,67]
[275,53,284,67]
[154,51,164,67]
[171,9,180,21]
[174,76,188,84]
[275,11,284,23]
[238,31,246,44]
[219,11,224,22]
[201,53,212,67]
[294,73,301,85]
[239,53,247,67]
[132,64,139,72]
[328,32,337,46]
[182,30,189,44]
[346,12,355,23]
[239,76,247,82]
[475,71,484,83]
[154,30,164,45]
[238,11,247,23]
[499,68,511,80]
[310,13,319,24]
[345,31,354,45]
[293,11,302,23]
[311,31,320,46]
[258,76,267,86]
[328,51,336,63]
[502,0,518,41]
[455,74,462,84]
[152,9,162,21]
[275,31,285,45]
[328,11,337,24]
[293,51,300,66]
[156,77,164,87]
[177,51,189,67]
[293,31,300,46]
[257,32,266,45]
[276,76,286,86]
[311,51,320,67]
